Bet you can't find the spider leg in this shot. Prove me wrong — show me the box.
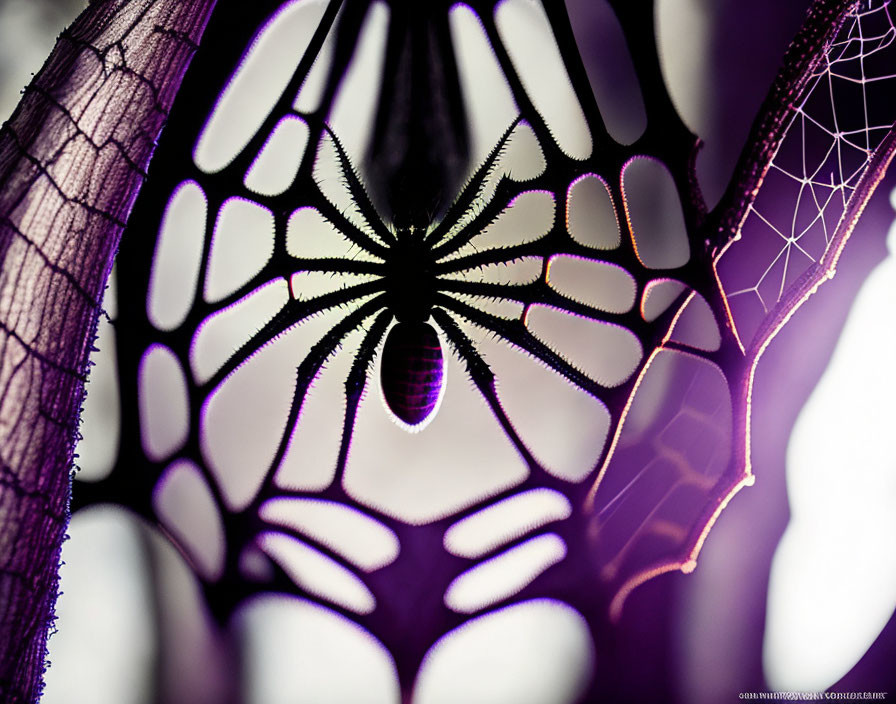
[333,309,393,485]
[430,307,539,472]
[321,124,398,246]
[204,282,387,391]
[252,296,388,499]
[434,240,545,273]
[430,175,522,261]
[312,190,393,260]
[438,278,634,327]
[425,117,522,248]
[436,292,608,396]
[286,258,383,277]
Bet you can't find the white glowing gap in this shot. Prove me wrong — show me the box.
[259,532,376,614]
[154,459,226,581]
[414,600,593,704]
[567,174,620,250]
[138,344,189,462]
[205,198,275,303]
[525,304,642,388]
[194,0,328,173]
[260,498,400,571]
[622,157,690,269]
[343,351,528,525]
[449,4,518,169]
[239,598,400,704]
[444,534,567,613]
[147,180,207,331]
[445,489,572,558]
[244,115,309,196]
[764,210,896,691]
[495,0,592,160]
[190,279,290,386]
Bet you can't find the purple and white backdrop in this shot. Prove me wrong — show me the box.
[0,1,894,702]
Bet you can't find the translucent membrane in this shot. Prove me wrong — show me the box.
[445,488,572,558]
[668,291,721,352]
[312,135,381,239]
[502,122,546,181]
[495,0,592,159]
[449,4,518,167]
[238,598,400,704]
[191,280,289,386]
[641,279,686,322]
[566,0,646,144]
[147,181,207,331]
[622,157,690,269]
[447,190,554,261]
[289,271,376,301]
[275,326,366,492]
[567,174,619,250]
[205,198,275,303]
[547,255,636,313]
[445,534,567,613]
[473,327,611,481]
[525,305,642,388]
[439,257,542,286]
[414,600,593,704]
[201,307,347,511]
[259,533,376,614]
[154,459,226,581]
[261,498,399,571]
[588,350,731,586]
[194,0,328,173]
[244,115,310,196]
[138,344,189,462]
[287,205,382,262]
[452,294,525,321]
[344,351,527,524]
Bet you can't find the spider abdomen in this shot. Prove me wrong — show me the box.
[380,321,444,428]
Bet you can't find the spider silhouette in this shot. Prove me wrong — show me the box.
[1,1,895,702]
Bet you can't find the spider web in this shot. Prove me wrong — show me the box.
[717,0,896,351]
[66,1,896,699]
[68,0,718,635]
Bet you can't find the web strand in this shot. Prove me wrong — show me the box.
[718,0,896,349]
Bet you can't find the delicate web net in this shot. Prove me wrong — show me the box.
[65,3,720,698]
[53,0,896,701]
[718,0,896,350]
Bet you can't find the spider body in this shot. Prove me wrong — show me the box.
[377,223,445,426]
[382,225,438,323]
[380,319,445,426]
